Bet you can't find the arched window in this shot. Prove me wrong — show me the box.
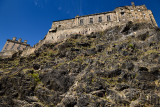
[11,43,15,50]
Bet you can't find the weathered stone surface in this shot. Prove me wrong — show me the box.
[0,22,160,106]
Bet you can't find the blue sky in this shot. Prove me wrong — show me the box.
[0,0,160,51]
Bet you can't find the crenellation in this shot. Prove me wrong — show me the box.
[1,37,31,58]
[131,2,135,7]
[24,40,27,44]
[12,37,16,41]
[18,38,22,43]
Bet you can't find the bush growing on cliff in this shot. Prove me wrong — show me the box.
[27,70,40,82]
[31,73,40,82]
[128,43,134,49]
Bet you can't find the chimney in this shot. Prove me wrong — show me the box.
[18,38,22,43]
[131,2,135,7]
[24,40,27,44]
[12,37,16,41]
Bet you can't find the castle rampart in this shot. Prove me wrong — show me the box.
[44,2,157,44]
[0,37,30,58]
[1,2,158,58]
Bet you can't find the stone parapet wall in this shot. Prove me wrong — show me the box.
[21,47,36,57]
[0,50,16,58]
[46,21,122,43]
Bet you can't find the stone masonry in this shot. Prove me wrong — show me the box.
[0,37,30,58]
[43,2,157,44]
[1,2,158,58]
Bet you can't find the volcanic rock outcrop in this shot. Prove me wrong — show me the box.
[0,22,160,107]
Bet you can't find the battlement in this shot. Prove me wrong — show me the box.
[1,37,30,53]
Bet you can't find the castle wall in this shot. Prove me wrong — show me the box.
[1,38,31,58]
[0,50,17,58]
[114,5,157,26]
[1,41,9,52]
[51,12,117,31]
[148,10,158,26]
[7,41,15,51]
[17,3,158,57]
[45,21,122,44]
[51,19,76,30]
[13,43,20,51]
[21,47,35,57]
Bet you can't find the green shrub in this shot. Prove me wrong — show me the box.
[32,73,40,82]
[128,43,134,49]
[29,72,40,82]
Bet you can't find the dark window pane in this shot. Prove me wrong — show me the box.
[107,15,111,21]
[17,44,21,50]
[11,43,15,50]
[80,19,83,25]
[5,44,9,50]
[98,17,102,22]
[90,18,93,23]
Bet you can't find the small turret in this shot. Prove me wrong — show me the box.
[131,2,135,7]
[12,37,16,41]
[24,40,27,44]
[18,38,22,43]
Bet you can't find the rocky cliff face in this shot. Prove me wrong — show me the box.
[0,22,160,107]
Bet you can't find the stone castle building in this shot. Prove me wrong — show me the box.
[0,37,30,58]
[43,2,157,44]
[0,2,158,58]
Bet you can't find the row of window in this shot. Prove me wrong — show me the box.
[5,43,21,50]
[80,15,111,25]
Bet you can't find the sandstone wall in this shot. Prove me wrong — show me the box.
[20,3,158,57]
[0,50,16,58]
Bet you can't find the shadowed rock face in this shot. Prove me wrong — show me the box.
[0,22,160,107]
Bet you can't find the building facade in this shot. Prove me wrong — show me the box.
[0,37,30,58]
[43,2,157,44]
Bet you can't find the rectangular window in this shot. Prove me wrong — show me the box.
[17,44,21,50]
[11,43,15,50]
[5,44,8,49]
[107,15,111,21]
[80,19,83,25]
[98,17,102,22]
[89,18,93,23]
[144,14,146,18]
